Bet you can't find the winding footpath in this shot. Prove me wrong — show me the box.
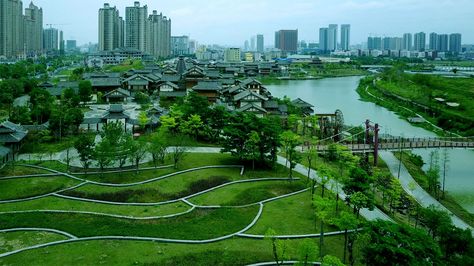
[379,151,473,232]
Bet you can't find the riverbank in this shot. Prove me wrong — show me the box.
[356,77,463,137]
[356,74,474,136]
[394,151,474,227]
[260,72,369,84]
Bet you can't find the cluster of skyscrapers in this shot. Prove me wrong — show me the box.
[244,34,264,53]
[319,24,351,52]
[274,30,298,53]
[367,32,462,53]
[0,0,65,59]
[99,2,171,58]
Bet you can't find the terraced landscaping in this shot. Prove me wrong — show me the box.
[0,176,81,201]
[0,152,360,265]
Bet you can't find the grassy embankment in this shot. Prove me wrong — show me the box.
[394,151,474,227]
[357,73,474,136]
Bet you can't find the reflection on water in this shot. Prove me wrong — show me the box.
[266,76,474,213]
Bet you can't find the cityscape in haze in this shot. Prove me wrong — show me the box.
[0,1,474,265]
[0,0,473,61]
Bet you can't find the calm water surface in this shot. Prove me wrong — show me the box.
[266,76,474,213]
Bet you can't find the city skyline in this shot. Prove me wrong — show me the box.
[26,0,474,46]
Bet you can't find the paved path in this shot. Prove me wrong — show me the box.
[276,156,392,222]
[380,151,473,232]
[18,147,223,168]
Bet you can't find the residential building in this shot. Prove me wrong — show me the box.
[0,0,24,58]
[319,27,328,52]
[23,1,42,56]
[328,24,338,51]
[43,27,59,52]
[256,34,264,53]
[414,32,426,51]
[429,32,438,51]
[146,10,171,58]
[171,35,189,56]
[66,40,77,51]
[402,33,412,50]
[224,48,241,62]
[449,33,462,53]
[274,29,298,53]
[437,34,449,52]
[99,3,124,51]
[250,36,256,51]
[340,24,350,51]
[367,37,382,50]
[125,1,147,52]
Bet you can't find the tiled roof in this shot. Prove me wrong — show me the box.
[192,81,222,91]
[234,90,268,102]
[0,121,28,143]
[237,103,267,113]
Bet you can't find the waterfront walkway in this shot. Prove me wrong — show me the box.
[380,151,473,233]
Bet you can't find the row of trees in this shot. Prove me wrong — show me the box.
[73,121,188,174]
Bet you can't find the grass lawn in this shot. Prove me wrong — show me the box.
[0,176,80,201]
[62,168,242,203]
[0,196,190,218]
[0,236,357,265]
[189,180,306,206]
[20,136,77,154]
[0,231,68,254]
[0,165,49,177]
[0,207,259,240]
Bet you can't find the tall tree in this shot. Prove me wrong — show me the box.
[74,134,95,175]
[333,211,359,264]
[280,130,301,180]
[78,80,93,103]
[314,195,335,259]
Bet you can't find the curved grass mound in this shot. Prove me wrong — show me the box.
[189,180,306,206]
[0,231,68,254]
[60,168,241,203]
[0,206,259,240]
[0,165,49,177]
[0,238,340,265]
[0,176,80,201]
[0,196,190,218]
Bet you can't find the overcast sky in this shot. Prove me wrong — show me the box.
[32,0,473,46]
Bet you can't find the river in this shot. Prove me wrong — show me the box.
[266,76,474,213]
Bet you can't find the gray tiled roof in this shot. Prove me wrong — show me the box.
[192,81,222,91]
[159,91,186,98]
[237,103,267,113]
[292,98,314,108]
[0,121,28,143]
[234,90,268,102]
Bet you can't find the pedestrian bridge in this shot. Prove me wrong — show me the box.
[311,137,474,153]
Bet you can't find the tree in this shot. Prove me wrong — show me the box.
[74,134,95,175]
[314,195,335,259]
[349,191,374,218]
[245,131,260,170]
[438,225,474,264]
[333,211,359,264]
[170,135,189,169]
[280,131,301,180]
[317,166,333,198]
[159,115,178,134]
[296,239,318,266]
[94,140,113,174]
[30,88,53,123]
[138,111,150,131]
[322,255,345,266]
[78,80,92,103]
[362,220,442,266]
[441,148,449,199]
[343,168,372,196]
[147,131,168,167]
[205,106,229,141]
[265,228,290,266]
[129,139,148,173]
[304,146,318,199]
[180,114,203,140]
[427,150,441,197]
[419,206,452,239]
[387,178,403,213]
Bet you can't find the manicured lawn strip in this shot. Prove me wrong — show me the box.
[0,176,80,201]
[0,231,68,254]
[189,180,306,206]
[61,168,241,203]
[0,196,190,218]
[0,237,354,266]
[0,207,259,240]
[394,152,474,227]
[0,165,49,177]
